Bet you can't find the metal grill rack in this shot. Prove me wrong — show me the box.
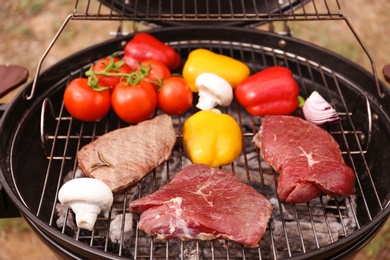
[31,26,387,258]
[7,0,386,259]
[28,0,383,101]
[74,0,338,21]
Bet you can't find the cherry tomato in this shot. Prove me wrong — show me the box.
[111,81,157,124]
[157,77,193,115]
[137,59,171,90]
[63,78,111,122]
[92,57,132,90]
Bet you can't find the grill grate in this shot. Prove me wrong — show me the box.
[72,0,339,22]
[33,34,386,259]
[8,0,386,258]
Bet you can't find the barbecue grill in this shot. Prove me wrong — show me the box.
[0,0,389,259]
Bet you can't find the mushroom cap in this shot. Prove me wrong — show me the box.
[58,178,113,211]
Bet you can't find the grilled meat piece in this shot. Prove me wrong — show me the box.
[78,114,176,192]
[130,163,273,247]
[253,115,355,203]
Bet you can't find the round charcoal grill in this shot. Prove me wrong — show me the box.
[0,1,389,260]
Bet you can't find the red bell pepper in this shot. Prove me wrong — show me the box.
[123,33,181,70]
[234,66,300,116]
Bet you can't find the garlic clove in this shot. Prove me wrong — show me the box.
[303,91,340,125]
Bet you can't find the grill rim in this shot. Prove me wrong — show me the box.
[1,25,390,259]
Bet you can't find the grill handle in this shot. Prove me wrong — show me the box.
[0,64,28,218]
[383,64,390,84]
[0,64,29,98]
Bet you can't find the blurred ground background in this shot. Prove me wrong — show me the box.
[0,0,389,259]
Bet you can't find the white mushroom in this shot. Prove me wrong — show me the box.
[195,72,233,110]
[58,178,113,231]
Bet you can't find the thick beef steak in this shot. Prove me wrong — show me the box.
[253,115,355,203]
[130,163,273,247]
[78,114,176,192]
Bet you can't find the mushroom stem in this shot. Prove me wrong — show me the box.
[195,72,233,110]
[69,202,102,230]
[197,93,220,110]
[76,211,99,231]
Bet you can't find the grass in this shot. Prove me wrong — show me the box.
[358,220,390,259]
[20,0,46,15]
[363,220,390,259]
[0,218,31,233]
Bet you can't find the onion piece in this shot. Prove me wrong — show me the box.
[303,91,340,125]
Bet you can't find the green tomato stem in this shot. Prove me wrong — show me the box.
[85,56,166,87]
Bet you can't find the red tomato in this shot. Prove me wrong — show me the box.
[157,77,193,115]
[111,81,157,124]
[92,57,132,90]
[63,78,111,122]
[137,59,171,90]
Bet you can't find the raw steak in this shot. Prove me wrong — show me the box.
[78,114,176,192]
[253,115,355,203]
[130,163,273,247]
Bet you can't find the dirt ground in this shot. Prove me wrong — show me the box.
[0,0,389,259]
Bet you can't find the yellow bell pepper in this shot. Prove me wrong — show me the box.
[183,109,242,167]
[182,48,250,92]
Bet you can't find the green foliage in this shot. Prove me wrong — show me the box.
[0,218,31,232]
[20,0,46,15]
[360,220,390,259]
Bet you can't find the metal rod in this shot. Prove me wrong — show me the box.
[26,14,73,100]
[342,16,384,98]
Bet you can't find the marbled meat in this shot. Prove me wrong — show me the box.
[78,114,176,192]
[130,163,273,247]
[253,115,355,203]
